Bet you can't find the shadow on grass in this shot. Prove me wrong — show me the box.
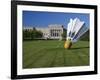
[44,47,64,51]
[70,46,89,50]
[43,46,89,51]
[40,46,89,51]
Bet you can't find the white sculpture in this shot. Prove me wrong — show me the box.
[64,18,89,49]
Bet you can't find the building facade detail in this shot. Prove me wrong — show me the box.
[24,24,64,39]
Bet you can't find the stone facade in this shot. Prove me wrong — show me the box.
[24,24,64,39]
[48,24,63,39]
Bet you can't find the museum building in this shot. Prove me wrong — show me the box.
[24,24,64,39]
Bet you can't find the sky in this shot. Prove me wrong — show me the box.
[23,11,90,28]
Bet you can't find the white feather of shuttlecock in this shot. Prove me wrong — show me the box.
[67,18,89,42]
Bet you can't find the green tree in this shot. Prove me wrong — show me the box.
[23,30,32,40]
[62,29,67,40]
[23,28,43,40]
[80,30,89,41]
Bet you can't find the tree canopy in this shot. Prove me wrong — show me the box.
[23,28,43,40]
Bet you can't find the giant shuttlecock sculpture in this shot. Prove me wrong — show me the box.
[64,18,89,49]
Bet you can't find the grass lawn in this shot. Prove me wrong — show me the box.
[23,40,89,69]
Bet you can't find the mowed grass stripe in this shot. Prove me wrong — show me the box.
[50,48,65,67]
[64,50,85,66]
[23,48,44,62]
[71,50,88,66]
[23,40,63,68]
[63,49,68,66]
[23,40,89,68]
[76,49,89,65]
[51,51,65,67]
[70,47,89,65]
[23,49,47,68]
[29,49,57,68]
[23,40,57,68]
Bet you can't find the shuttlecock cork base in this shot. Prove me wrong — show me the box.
[64,39,72,49]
